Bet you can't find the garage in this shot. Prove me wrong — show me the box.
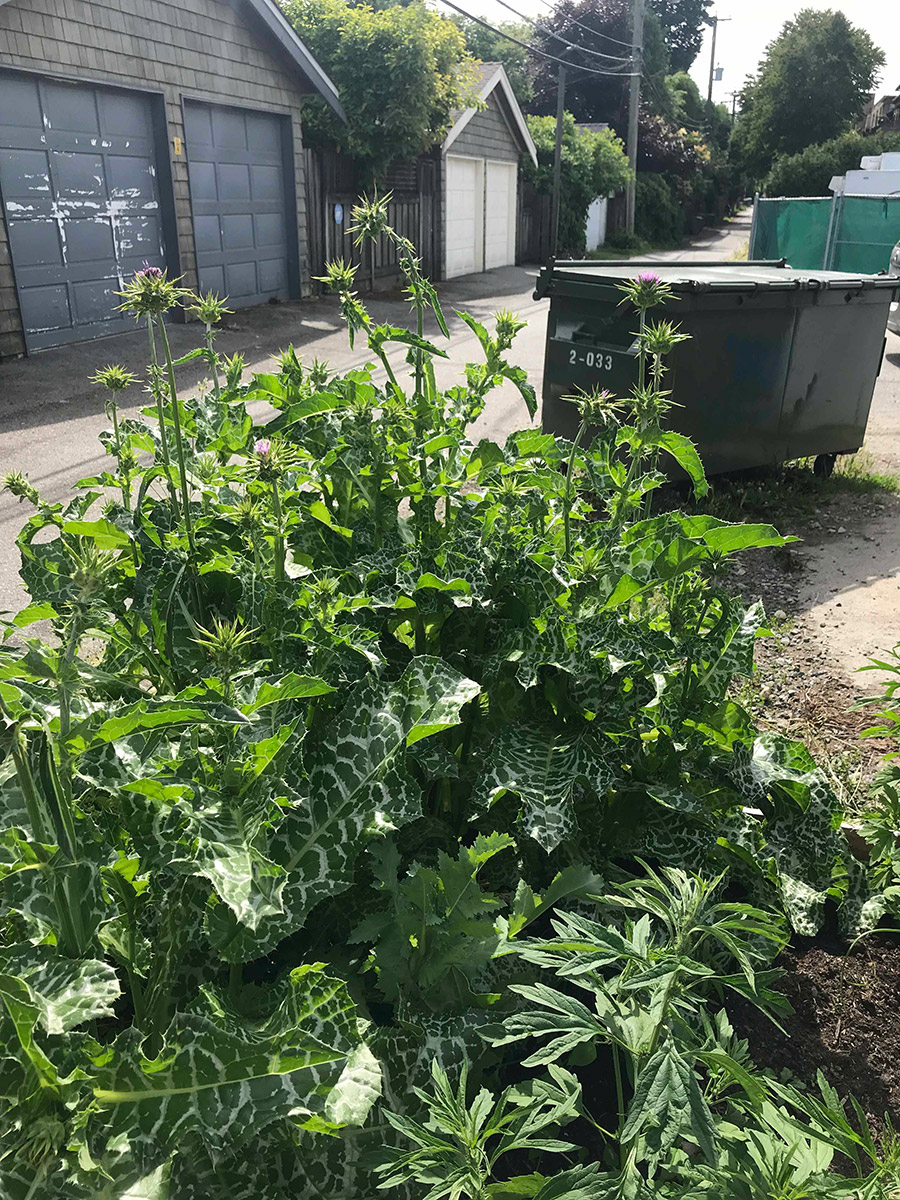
[441,63,536,280]
[445,156,482,278]
[185,101,296,308]
[0,71,166,352]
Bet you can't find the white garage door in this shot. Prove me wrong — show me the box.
[485,161,517,270]
[445,156,482,278]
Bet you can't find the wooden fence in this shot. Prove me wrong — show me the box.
[304,149,440,287]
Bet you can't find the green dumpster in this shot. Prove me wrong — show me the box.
[535,260,899,476]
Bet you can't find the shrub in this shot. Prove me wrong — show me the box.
[764,129,900,197]
[0,206,887,1197]
[635,171,684,243]
[524,111,631,254]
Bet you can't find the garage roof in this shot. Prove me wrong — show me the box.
[443,62,537,166]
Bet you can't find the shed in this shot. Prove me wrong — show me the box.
[0,0,342,356]
[441,62,536,279]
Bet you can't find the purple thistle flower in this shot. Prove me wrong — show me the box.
[637,271,661,285]
[137,261,164,279]
[255,438,272,456]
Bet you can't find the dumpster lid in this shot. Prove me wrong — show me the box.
[535,260,900,297]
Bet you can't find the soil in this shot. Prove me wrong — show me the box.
[719,478,899,797]
[732,932,900,1131]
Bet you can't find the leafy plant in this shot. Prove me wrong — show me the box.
[0,200,881,1196]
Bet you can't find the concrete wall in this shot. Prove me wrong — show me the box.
[0,0,314,357]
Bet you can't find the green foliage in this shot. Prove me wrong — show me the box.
[523,112,631,254]
[0,201,886,1196]
[666,71,705,129]
[528,0,670,125]
[452,16,534,108]
[635,173,684,244]
[649,0,712,73]
[764,128,900,197]
[281,0,478,171]
[734,9,886,180]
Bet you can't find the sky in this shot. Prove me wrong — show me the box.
[446,0,900,110]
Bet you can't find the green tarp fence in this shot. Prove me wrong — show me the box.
[749,194,900,273]
[749,197,833,269]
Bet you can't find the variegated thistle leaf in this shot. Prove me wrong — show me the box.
[121,780,286,932]
[89,964,379,1175]
[0,945,120,1035]
[207,657,480,961]
[474,724,612,852]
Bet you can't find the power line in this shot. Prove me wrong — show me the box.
[488,0,633,64]
[442,0,640,76]
[531,0,635,51]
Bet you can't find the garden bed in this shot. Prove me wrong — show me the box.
[733,931,900,1131]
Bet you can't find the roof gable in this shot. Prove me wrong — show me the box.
[443,62,536,165]
[230,0,345,119]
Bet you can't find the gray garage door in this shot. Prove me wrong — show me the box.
[184,102,294,307]
[0,72,165,351]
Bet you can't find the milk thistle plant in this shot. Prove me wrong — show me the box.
[0,223,889,1199]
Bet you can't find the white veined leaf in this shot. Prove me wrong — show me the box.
[0,946,120,1035]
[474,725,611,852]
[207,656,479,960]
[91,966,379,1169]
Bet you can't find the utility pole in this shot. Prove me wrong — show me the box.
[625,0,643,235]
[706,13,731,103]
[550,63,566,259]
[727,90,738,120]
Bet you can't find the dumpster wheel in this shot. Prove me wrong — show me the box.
[813,453,837,479]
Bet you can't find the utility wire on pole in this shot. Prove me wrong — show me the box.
[439,0,640,78]
[490,0,632,64]
[706,13,731,103]
[531,0,634,50]
[550,63,567,259]
[625,0,644,235]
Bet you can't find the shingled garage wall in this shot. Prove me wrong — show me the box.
[0,0,315,358]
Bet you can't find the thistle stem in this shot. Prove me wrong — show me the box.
[271,479,285,583]
[156,314,197,563]
[563,420,587,559]
[147,314,178,510]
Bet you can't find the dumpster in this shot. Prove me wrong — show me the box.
[536,260,900,476]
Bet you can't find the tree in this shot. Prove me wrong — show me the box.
[282,0,478,172]
[649,0,712,72]
[528,0,670,126]
[666,70,705,130]
[735,9,885,180]
[452,17,534,108]
[523,112,631,252]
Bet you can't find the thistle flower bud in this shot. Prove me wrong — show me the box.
[3,471,41,507]
[350,192,392,245]
[188,291,233,326]
[494,309,527,349]
[317,258,357,294]
[91,364,138,391]
[576,388,622,428]
[618,271,672,313]
[117,264,189,316]
[192,615,256,678]
[249,435,297,483]
[68,541,120,603]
